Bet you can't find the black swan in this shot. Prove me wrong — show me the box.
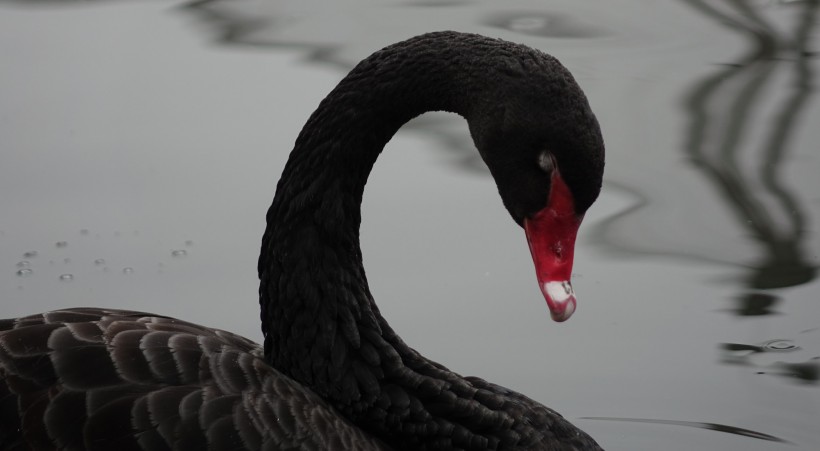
[0,31,604,450]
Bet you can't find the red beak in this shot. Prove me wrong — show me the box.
[523,170,583,322]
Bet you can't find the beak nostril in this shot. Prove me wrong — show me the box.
[551,242,564,259]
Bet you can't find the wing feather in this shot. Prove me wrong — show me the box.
[0,308,390,450]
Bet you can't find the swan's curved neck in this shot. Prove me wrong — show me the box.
[259,33,556,449]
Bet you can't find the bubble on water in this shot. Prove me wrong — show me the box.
[122,267,134,275]
[16,268,33,277]
[59,274,74,282]
[761,339,799,352]
[23,251,38,258]
[56,241,68,248]
[94,258,106,266]
[16,261,30,268]
[171,249,187,258]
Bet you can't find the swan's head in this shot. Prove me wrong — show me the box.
[469,57,604,322]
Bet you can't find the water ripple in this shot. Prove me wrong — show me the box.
[582,417,791,444]
[484,11,609,39]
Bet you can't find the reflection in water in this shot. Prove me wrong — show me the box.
[591,2,818,295]
[178,0,494,174]
[1,0,608,178]
[177,0,609,176]
[582,417,791,444]
[680,0,818,292]
[720,339,801,365]
[720,331,820,385]
[730,292,780,316]
[483,11,609,38]
[675,0,820,385]
[770,358,820,384]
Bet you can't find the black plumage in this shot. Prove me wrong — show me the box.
[0,309,388,450]
[2,32,604,450]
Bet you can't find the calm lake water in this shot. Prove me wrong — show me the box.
[2,1,819,450]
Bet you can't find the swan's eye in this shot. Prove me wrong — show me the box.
[537,151,555,173]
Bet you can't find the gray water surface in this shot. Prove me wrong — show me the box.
[1,1,819,450]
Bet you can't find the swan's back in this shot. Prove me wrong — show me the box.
[0,308,390,450]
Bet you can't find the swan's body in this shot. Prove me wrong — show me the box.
[1,32,604,450]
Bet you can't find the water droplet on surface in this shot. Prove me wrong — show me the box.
[16,261,30,268]
[94,258,106,266]
[56,241,68,248]
[122,267,134,275]
[16,268,33,277]
[23,251,38,258]
[171,249,187,258]
[59,274,74,282]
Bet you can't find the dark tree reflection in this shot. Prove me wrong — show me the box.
[680,0,817,292]
[678,0,820,385]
